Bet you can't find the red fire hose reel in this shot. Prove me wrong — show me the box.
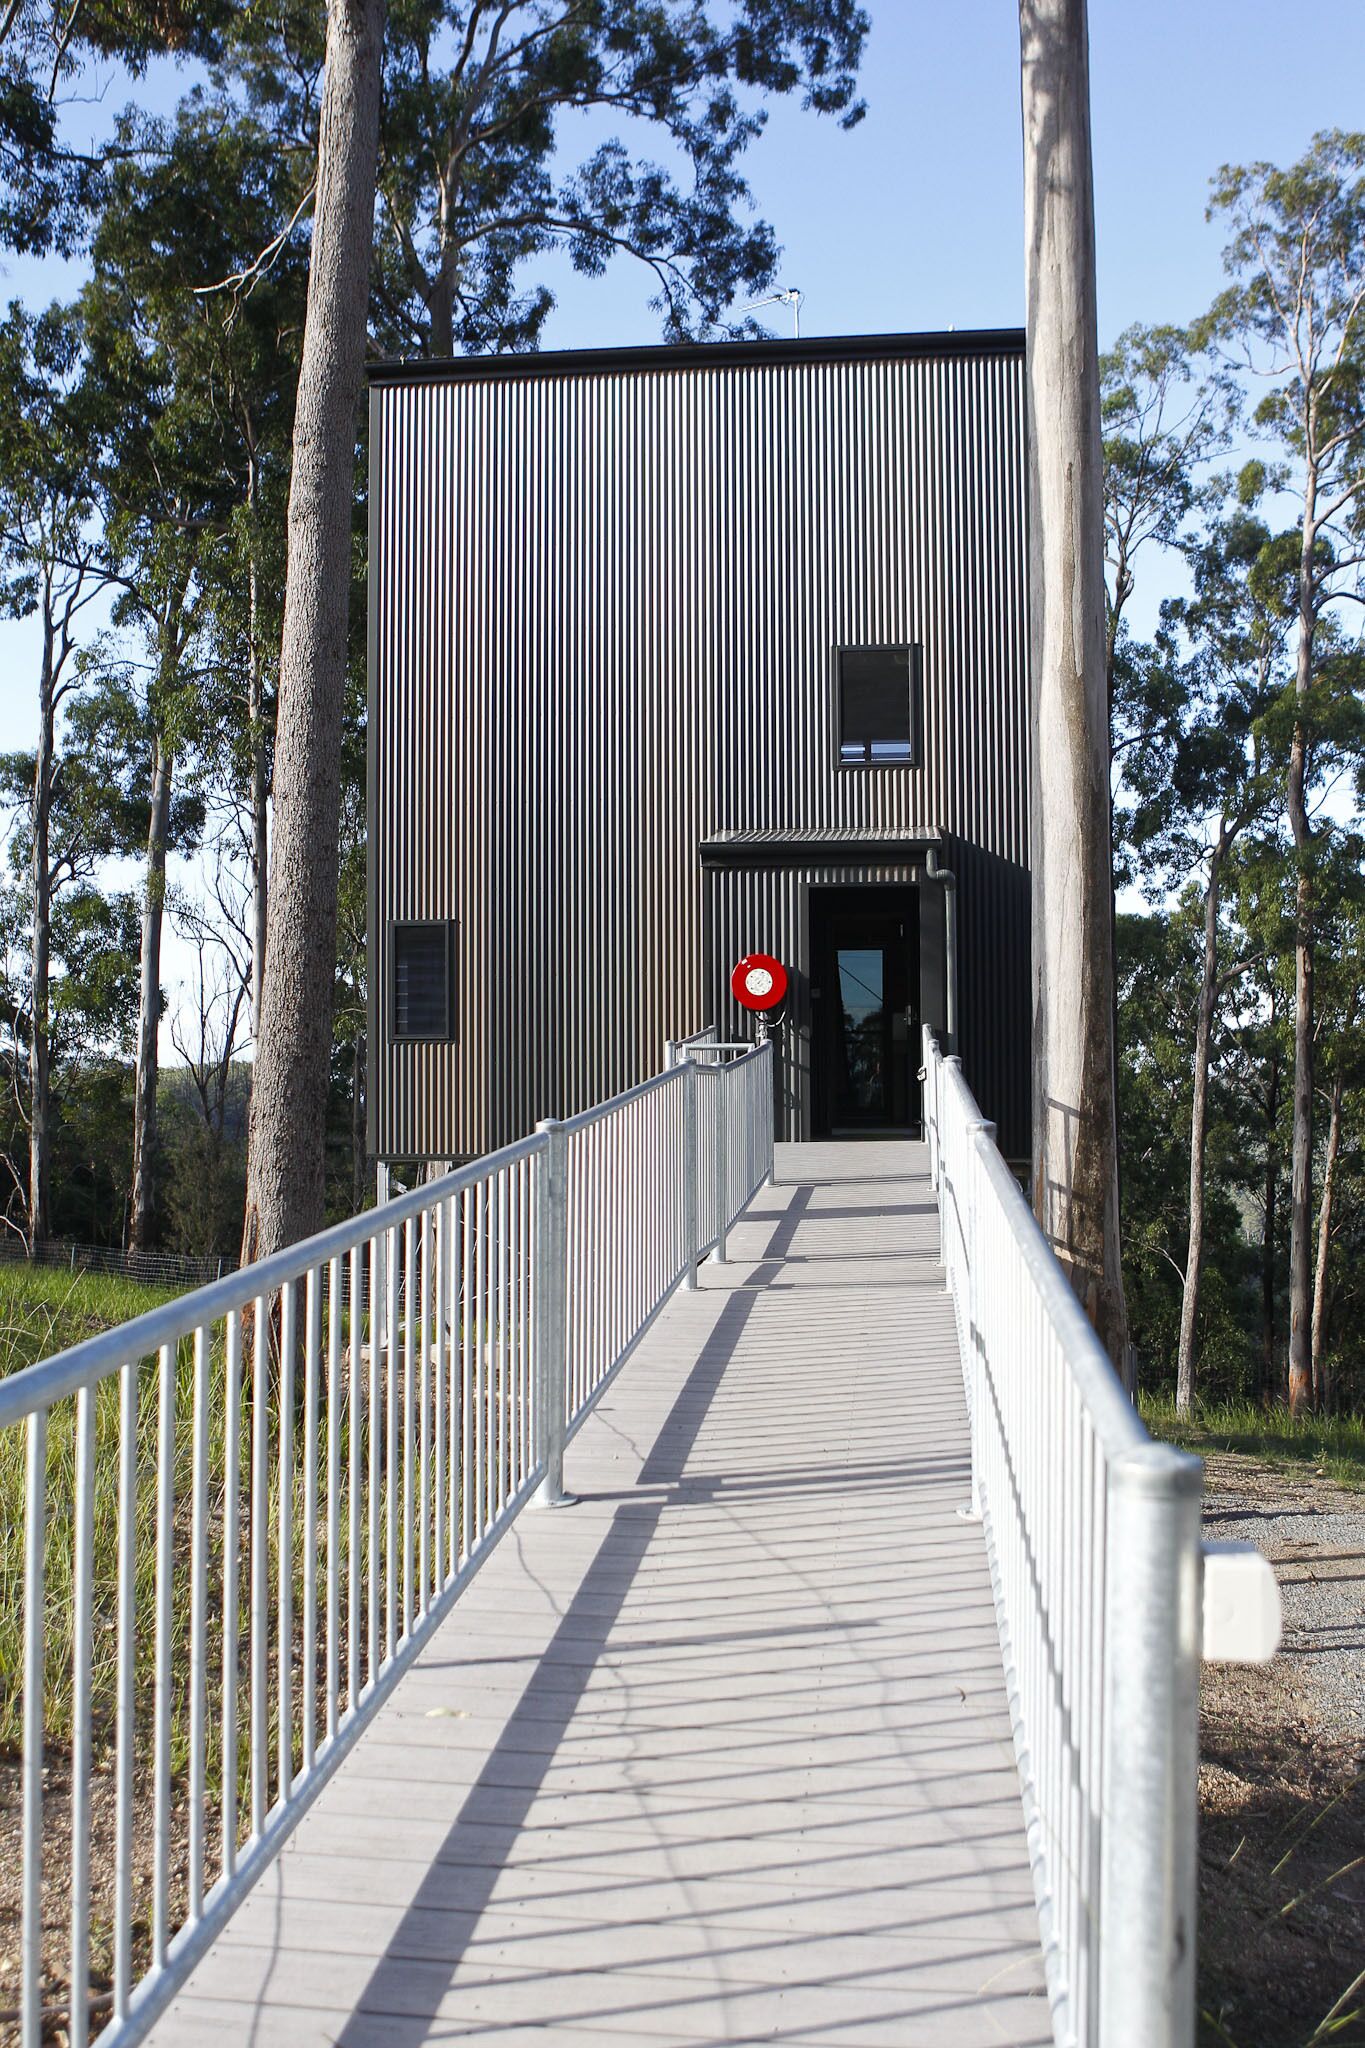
[731,952,788,1013]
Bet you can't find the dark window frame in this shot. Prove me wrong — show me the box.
[833,643,921,769]
[390,919,454,1041]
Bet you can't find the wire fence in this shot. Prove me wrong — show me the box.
[0,1238,240,1293]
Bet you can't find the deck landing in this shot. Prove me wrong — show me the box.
[146,1142,1050,2047]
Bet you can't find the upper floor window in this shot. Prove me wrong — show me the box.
[392,921,453,1039]
[836,645,918,765]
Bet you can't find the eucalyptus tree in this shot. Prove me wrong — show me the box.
[119,94,308,1031]
[0,678,146,1239]
[1119,502,1287,1411]
[1205,131,1365,1411]
[0,301,109,1245]
[244,0,873,1258]
[374,0,868,354]
[1101,323,1234,704]
[1018,0,1129,1376]
[242,0,385,1263]
[1308,844,1365,1407]
[82,146,250,1249]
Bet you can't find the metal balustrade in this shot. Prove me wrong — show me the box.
[922,1026,1278,2048]
[0,1041,774,2048]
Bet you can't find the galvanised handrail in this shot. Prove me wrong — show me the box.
[0,1041,774,2048]
[922,1026,1201,2048]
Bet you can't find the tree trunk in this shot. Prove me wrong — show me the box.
[1260,1042,1280,1406]
[246,442,270,1036]
[28,601,55,1251]
[428,175,456,357]
[242,0,385,1263]
[1019,0,1131,1382]
[129,735,174,1252]
[1285,492,1316,1414]
[1310,1073,1342,1412]
[1176,830,1228,1415]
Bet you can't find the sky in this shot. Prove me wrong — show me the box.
[1,0,1363,1044]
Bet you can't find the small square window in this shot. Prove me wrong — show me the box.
[392,922,452,1039]
[837,645,917,765]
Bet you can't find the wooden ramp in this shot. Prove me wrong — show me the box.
[146,1142,1051,2048]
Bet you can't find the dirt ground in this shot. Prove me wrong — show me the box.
[1197,1453,1364,2048]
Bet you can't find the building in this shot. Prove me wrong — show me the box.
[367,327,1030,1164]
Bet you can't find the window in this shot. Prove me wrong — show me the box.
[392,922,452,1039]
[836,645,917,764]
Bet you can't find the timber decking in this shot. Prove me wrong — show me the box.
[145,1141,1051,2047]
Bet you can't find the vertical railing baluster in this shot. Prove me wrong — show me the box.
[69,1386,95,2048]
[402,1216,414,1636]
[369,1232,381,1689]
[456,1196,466,1572]
[474,1182,486,1539]
[250,1294,269,1832]
[419,1207,431,1614]
[349,1243,363,1712]
[433,1201,446,1595]
[152,1341,175,1966]
[386,1226,399,1659]
[113,1360,138,2021]
[278,1281,297,1804]
[221,1312,242,1885]
[326,1255,342,1742]
[327,1253,341,1736]
[188,1324,211,1921]
[303,1267,322,1773]
[462,1187,474,1559]
[534,1123,570,1507]
[20,1405,48,2048]
[682,1060,699,1289]
[497,1166,508,1511]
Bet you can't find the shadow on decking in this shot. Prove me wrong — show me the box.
[328,1280,764,2048]
[227,1153,1036,2047]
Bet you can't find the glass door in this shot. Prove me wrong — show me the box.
[811,888,920,1137]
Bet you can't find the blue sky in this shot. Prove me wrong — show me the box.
[1,0,1362,1034]
[5,0,1364,745]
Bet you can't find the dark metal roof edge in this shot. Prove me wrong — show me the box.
[366,328,1025,388]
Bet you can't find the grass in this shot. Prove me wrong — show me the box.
[1141,1393,1365,1492]
[0,1262,184,1379]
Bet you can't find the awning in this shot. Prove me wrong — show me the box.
[699,826,944,869]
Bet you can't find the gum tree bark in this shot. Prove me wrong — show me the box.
[1311,1071,1345,1412]
[242,0,385,1261]
[129,733,174,1251]
[28,607,55,1249]
[1019,0,1131,1380]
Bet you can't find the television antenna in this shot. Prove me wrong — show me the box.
[738,287,803,338]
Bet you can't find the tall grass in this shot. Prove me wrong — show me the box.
[1141,1393,1365,1492]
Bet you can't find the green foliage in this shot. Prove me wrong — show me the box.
[371,0,869,351]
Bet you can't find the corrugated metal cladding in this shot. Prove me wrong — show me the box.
[368,330,1031,1164]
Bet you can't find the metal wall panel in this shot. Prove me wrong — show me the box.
[368,332,1031,1162]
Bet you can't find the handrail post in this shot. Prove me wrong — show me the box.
[1100,1444,1202,2048]
[682,1061,699,1289]
[709,1061,729,1265]
[940,1055,963,1279]
[957,1116,994,1522]
[533,1121,571,1507]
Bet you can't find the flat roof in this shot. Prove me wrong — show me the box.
[367,327,1024,387]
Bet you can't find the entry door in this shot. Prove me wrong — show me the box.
[811,888,920,1136]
